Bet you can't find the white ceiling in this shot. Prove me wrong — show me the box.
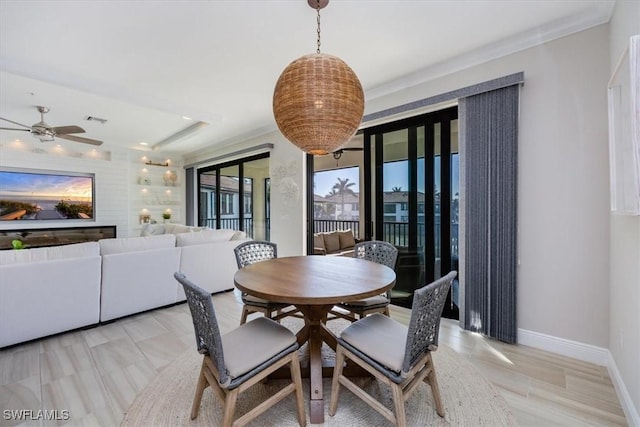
[0,0,614,157]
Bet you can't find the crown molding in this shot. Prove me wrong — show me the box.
[365,1,615,101]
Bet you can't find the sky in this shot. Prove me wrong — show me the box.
[314,156,460,196]
[0,171,93,200]
[314,167,359,196]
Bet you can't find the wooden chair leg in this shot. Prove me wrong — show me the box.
[390,383,406,427]
[425,353,445,417]
[289,352,307,426]
[240,306,250,325]
[329,346,347,416]
[190,359,208,419]
[221,388,239,427]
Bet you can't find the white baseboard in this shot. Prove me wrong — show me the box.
[607,352,640,427]
[518,328,609,365]
[518,328,639,426]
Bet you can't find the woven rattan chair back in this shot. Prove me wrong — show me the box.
[402,271,457,373]
[234,240,277,268]
[353,240,398,270]
[174,272,230,386]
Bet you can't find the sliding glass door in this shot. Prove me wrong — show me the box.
[197,154,270,240]
[364,107,459,318]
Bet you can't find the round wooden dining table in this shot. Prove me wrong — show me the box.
[234,255,396,424]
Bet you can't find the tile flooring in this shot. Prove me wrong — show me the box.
[0,290,628,426]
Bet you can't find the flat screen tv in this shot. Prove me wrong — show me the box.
[0,168,95,221]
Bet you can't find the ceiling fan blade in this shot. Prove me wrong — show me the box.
[52,125,85,135]
[0,117,32,129]
[57,134,103,146]
[0,127,31,132]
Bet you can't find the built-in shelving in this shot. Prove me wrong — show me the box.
[129,153,184,235]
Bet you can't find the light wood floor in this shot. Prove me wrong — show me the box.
[0,289,628,426]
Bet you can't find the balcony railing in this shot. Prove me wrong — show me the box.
[313,219,360,239]
[313,219,458,258]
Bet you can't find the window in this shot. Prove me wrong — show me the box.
[197,153,269,240]
[221,193,234,215]
[384,204,396,214]
[244,194,252,215]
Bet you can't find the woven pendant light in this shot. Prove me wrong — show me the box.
[273,0,364,156]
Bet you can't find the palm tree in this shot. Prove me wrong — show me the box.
[332,178,357,220]
[324,189,339,220]
[392,186,402,192]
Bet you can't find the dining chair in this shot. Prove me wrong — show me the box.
[331,240,399,322]
[234,240,299,324]
[174,272,306,427]
[329,271,457,426]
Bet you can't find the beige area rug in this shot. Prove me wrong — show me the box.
[121,318,517,426]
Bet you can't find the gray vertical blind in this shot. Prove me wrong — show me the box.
[185,167,195,226]
[460,84,519,343]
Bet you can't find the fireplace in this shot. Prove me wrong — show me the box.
[0,225,116,250]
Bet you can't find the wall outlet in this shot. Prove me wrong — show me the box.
[619,329,624,350]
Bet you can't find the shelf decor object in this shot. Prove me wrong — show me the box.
[272,0,364,156]
[144,160,169,167]
[608,35,640,215]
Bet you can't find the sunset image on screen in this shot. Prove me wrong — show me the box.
[0,170,94,220]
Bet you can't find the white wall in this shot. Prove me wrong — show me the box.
[367,25,611,348]
[187,24,615,350]
[0,143,130,236]
[608,0,640,422]
[184,133,306,257]
[0,144,186,238]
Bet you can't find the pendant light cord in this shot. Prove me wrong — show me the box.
[316,0,321,54]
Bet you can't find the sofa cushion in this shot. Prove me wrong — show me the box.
[0,242,100,265]
[140,223,166,236]
[313,233,326,252]
[175,229,237,247]
[231,230,247,240]
[338,229,356,249]
[323,232,340,253]
[164,224,195,234]
[99,234,176,255]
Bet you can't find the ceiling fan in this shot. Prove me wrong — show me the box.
[0,106,103,146]
[331,147,363,159]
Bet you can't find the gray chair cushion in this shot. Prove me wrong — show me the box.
[222,317,297,378]
[242,294,271,305]
[340,313,407,373]
[341,295,388,307]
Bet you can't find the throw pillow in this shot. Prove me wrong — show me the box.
[175,229,238,246]
[168,224,194,234]
[313,233,325,251]
[338,229,356,249]
[323,232,340,253]
[140,223,165,237]
[231,231,247,240]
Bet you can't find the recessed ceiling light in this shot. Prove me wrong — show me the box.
[139,142,149,146]
[182,116,192,120]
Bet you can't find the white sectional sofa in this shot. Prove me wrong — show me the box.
[175,228,246,301]
[0,242,102,348]
[99,234,181,322]
[0,228,249,347]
